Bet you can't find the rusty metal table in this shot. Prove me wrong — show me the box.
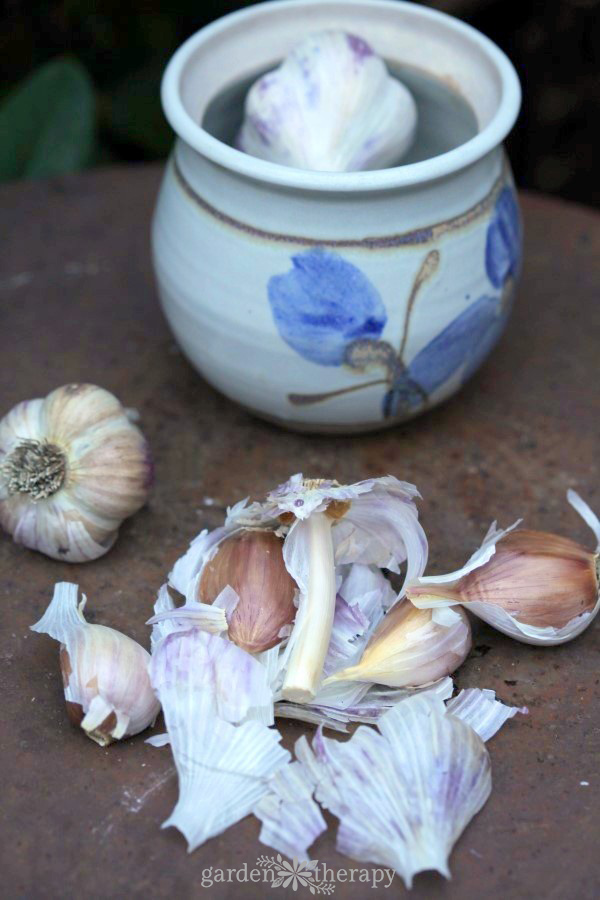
[1,167,598,900]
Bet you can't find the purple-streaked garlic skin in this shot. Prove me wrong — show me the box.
[198,529,297,654]
[237,30,417,173]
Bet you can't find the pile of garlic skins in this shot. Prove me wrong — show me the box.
[29,471,600,888]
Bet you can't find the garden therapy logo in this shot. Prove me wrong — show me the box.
[200,856,395,891]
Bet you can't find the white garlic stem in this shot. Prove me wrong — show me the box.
[281,512,336,703]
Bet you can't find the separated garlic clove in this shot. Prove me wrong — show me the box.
[0,384,152,562]
[237,30,417,172]
[322,602,471,689]
[31,582,159,746]
[198,529,297,654]
[407,490,600,645]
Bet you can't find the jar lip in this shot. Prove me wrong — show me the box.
[161,0,521,193]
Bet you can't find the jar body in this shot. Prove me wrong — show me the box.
[152,139,522,432]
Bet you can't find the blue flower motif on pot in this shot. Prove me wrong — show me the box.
[271,246,509,421]
[485,185,522,289]
[267,248,387,366]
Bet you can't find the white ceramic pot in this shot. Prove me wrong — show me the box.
[153,0,522,433]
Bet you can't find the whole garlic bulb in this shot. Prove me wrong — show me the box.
[31,583,160,746]
[0,384,152,562]
[237,30,417,172]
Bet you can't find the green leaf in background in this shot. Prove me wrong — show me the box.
[0,57,95,182]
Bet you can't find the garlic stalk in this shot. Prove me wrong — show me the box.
[407,490,600,645]
[31,583,159,746]
[0,384,152,561]
[322,602,471,689]
[281,511,337,702]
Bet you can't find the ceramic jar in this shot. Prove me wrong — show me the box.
[153,0,522,433]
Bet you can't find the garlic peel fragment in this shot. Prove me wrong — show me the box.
[237,30,417,173]
[31,582,159,746]
[0,385,152,562]
[446,688,528,742]
[150,628,289,851]
[275,675,454,732]
[254,761,327,862]
[295,693,491,888]
[408,491,600,645]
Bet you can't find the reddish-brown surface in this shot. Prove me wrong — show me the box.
[1,167,599,899]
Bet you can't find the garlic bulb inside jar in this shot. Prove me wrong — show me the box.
[237,30,417,172]
[0,383,152,562]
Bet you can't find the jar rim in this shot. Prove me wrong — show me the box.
[161,0,521,193]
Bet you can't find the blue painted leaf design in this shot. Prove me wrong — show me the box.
[383,376,426,419]
[485,185,522,289]
[268,248,387,366]
[383,294,506,417]
[408,294,505,394]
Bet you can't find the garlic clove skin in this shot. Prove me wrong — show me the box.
[31,582,159,746]
[198,529,297,654]
[237,30,417,173]
[408,491,600,646]
[0,384,152,562]
[322,602,471,689]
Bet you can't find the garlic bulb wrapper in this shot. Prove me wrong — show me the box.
[408,490,600,645]
[31,583,159,746]
[0,384,152,561]
[237,30,417,173]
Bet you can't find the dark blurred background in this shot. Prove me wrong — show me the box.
[1,0,598,205]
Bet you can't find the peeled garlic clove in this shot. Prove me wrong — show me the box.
[198,528,297,654]
[322,602,471,689]
[31,583,159,746]
[237,30,417,172]
[408,491,600,645]
[0,384,152,562]
[295,693,491,888]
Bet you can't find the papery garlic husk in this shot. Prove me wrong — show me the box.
[237,30,417,172]
[295,693,491,888]
[322,602,471,689]
[31,583,159,746]
[408,491,600,645]
[198,528,297,653]
[0,384,152,562]
[149,627,290,851]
